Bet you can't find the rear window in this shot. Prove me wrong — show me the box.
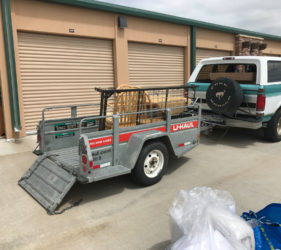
[268,61,281,82]
[196,63,257,84]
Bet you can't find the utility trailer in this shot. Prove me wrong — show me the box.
[19,86,201,214]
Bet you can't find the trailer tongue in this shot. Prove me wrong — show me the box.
[19,86,200,214]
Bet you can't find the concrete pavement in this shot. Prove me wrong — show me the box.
[1,128,281,250]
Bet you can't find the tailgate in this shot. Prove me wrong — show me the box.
[18,154,76,214]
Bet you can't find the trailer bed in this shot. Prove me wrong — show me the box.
[48,147,80,174]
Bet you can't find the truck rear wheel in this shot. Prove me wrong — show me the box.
[132,141,168,186]
[264,109,281,142]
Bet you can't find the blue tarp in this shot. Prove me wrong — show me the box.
[242,203,281,250]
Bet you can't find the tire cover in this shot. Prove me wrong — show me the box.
[206,77,243,115]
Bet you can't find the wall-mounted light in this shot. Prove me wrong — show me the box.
[158,39,162,43]
[118,16,127,28]
[69,28,75,33]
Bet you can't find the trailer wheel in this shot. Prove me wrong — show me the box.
[132,141,168,186]
[264,109,281,142]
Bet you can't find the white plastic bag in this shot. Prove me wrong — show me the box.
[169,187,254,250]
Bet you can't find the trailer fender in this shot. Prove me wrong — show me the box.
[119,130,172,170]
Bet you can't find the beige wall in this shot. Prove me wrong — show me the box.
[264,39,281,56]
[197,28,235,53]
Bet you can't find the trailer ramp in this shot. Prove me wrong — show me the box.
[18,154,76,214]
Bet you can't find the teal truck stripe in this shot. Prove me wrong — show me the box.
[262,115,273,122]
[187,82,263,94]
[263,83,281,97]
[188,82,281,97]
[187,82,281,97]
[187,82,210,92]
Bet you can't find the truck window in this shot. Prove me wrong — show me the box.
[268,61,281,82]
[196,63,257,84]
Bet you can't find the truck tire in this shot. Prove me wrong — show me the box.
[264,109,281,142]
[206,77,243,116]
[132,141,168,186]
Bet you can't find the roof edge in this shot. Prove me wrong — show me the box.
[45,0,281,41]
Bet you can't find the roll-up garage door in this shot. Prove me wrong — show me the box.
[196,48,231,65]
[18,32,114,132]
[128,42,185,87]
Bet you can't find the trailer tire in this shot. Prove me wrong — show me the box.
[264,109,281,142]
[132,141,168,186]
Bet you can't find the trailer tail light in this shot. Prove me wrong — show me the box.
[37,134,42,148]
[82,154,88,164]
[184,89,188,98]
[256,94,266,111]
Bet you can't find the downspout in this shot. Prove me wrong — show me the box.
[1,0,21,132]
[190,26,196,74]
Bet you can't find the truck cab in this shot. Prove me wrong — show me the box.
[187,56,281,142]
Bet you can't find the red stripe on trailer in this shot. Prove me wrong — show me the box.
[93,165,100,169]
[170,121,198,132]
[89,126,167,148]
[89,122,197,149]
[119,126,167,143]
[89,136,113,149]
[178,143,184,147]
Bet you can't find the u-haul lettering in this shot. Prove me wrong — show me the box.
[171,121,198,132]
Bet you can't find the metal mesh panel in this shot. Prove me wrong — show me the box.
[96,86,193,130]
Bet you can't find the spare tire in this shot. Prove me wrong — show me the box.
[206,77,243,116]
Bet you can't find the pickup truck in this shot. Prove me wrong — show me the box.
[19,86,201,214]
[187,56,281,142]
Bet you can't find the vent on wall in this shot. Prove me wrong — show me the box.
[118,16,127,28]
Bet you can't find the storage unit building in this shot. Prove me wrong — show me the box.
[1,0,281,138]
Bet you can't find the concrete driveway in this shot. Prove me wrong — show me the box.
[1,128,281,250]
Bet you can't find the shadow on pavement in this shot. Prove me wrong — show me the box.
[59,174,138,209]
[149,240,171,250]
[59,155,190,210]
[200,127,267,148]
[166,156,190,175]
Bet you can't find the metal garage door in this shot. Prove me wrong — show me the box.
[196,48,231,64]
[128,42,185,87]
[18,32,114,133]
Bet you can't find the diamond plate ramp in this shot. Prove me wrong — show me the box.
[18,154,76,214]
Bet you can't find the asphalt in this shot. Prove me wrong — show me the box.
[1,128,281,250]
